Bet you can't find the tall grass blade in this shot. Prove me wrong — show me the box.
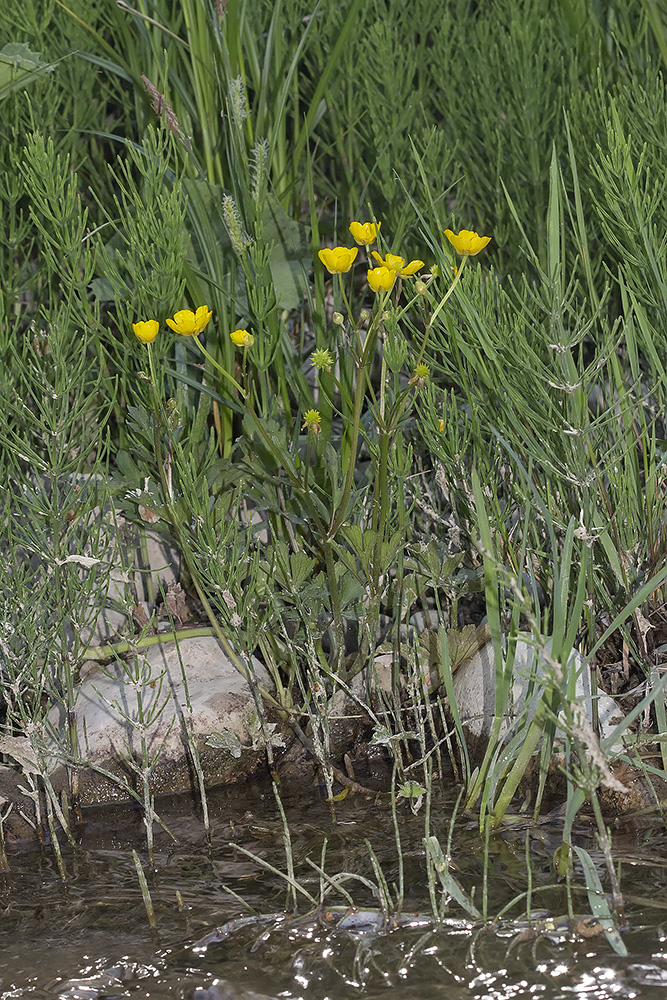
[573,846,627,956]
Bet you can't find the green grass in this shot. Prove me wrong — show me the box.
[2,0,667,931]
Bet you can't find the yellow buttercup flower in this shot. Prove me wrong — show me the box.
[349,221,381,245]
[166,305,212,336]
[318,246,358,274]
[367,266,397,293]
[371,251,424,276]
[132,319,159,344]
[444,229,491,256]
[230,328,254,347]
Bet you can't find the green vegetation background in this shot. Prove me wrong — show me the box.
[2,0,667,859]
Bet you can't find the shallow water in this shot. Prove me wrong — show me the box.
[3,782,667,999]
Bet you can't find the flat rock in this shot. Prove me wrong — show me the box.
[48,636,276,805]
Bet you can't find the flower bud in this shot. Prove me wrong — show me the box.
[301,409,322,434]
[408,362,430,389]
[311,347,335,372]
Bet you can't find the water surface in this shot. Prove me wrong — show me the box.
[2,783,667,999]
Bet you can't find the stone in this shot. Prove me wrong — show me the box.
[238,498,270,545]
[326,655,394,759]
[80,518,181,647]
[451,636,625,754]
[48,636,276,805]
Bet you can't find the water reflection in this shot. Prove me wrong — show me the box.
[2,786,667,999]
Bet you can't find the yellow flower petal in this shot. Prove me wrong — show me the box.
[398,259,424,276]
[367,266,397,292]
[230,328,254,347]
[166,305,213,336]
[194,305,212,332]
[132,319,159,344]
[372,251,405,271]
[318,246,358,274]
[371,252,423,276]
[166,310,196,336]
[444,229,492,256]
[349,221,381,245]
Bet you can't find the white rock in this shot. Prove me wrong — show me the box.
[451,636,625,748]
[80,519,181,646]
[48,636,274,804]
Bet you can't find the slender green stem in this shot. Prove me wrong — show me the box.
[338,273,356,326]
[303,430,311,494]
[327,355,367,540]
[143,352,282,711]
[146,343,168,494]
[135,681,155,864]
[244,397,328,538]
[379,352,387,423]
[327,300,388,540]
[192,333,247,397]
[322,539,344,668]
[371,424,390,559]
[177,526,283,710]
[82,626,217,662]
[133,849,158,930]
[415,257,468,365]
